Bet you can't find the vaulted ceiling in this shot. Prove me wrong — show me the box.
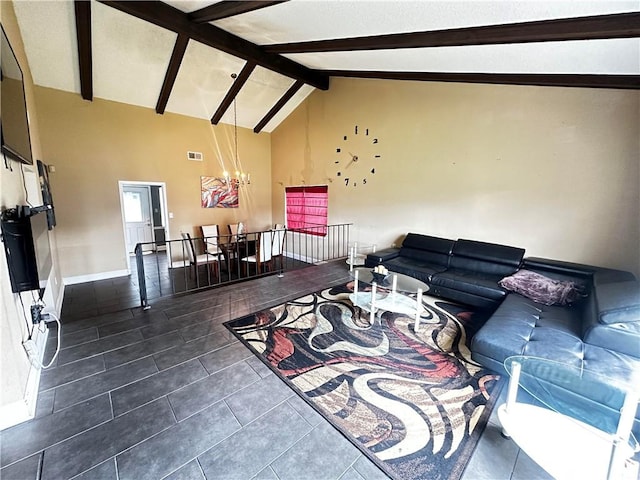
[11,1,640,133]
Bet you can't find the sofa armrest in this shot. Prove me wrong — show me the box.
[596,280,640,324]
[365,248,400,267]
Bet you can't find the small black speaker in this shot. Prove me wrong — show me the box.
[1,214,39,293]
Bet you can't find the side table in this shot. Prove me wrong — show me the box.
[498,355,639,480]
[346,242,376,269]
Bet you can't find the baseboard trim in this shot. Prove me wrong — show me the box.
[0,399,32,431]
[0,326,48,431]
[64,269,130,285]
[283,251,320,264]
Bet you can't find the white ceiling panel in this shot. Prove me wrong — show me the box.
[13,1,79,93]
[92,2,177,110]
[215,1,640,45]
[287,38,640,74]
[164,0,213,14]
[219,66,300,130]
[165,39,246,120]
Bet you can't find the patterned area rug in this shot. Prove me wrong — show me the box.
[225,282,502,480]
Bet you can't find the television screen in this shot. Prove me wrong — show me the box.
[1,25,33,165]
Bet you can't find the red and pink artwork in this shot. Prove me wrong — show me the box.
[201,176,239,208]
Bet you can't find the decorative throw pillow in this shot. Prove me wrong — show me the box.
[499,269,584,306]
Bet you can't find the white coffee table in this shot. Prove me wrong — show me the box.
[349,268,432,330]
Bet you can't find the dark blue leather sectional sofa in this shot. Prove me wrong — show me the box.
[366,232,640,434]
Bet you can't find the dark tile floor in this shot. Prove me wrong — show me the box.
[1,260,553,480]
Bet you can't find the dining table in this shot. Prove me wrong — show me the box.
[216,233,256,276]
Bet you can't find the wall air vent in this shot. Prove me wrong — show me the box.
[187,151,203,161]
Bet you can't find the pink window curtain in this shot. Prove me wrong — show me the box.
[285,186,328,236]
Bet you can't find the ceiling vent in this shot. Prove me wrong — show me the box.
[187,151,203,161]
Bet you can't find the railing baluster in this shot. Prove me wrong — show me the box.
[135,243,149,310]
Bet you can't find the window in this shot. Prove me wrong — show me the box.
[285,185,328,236]
[123,191,143,222]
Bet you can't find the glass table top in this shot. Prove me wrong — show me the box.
[351,267,428,294]
[504,355,640,448]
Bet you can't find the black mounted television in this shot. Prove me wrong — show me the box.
[1,206,52,298]
[1,25,34,165]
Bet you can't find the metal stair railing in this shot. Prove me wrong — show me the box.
[134,223,353,308]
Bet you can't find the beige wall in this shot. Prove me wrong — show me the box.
[1,1,64,418]
[33,87,272,279]
[272,78,640,276]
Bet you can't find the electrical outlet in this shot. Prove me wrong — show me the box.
[30,304,43,324]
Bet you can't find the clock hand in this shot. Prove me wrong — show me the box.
[346,152,358,168]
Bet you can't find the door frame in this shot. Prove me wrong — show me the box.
[118,180,170,274]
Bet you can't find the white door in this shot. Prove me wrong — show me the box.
[123,185,154,253]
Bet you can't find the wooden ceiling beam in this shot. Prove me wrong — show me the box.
[323,71,640,90]
[264,12,640,53]
[156,33,189,114]
[189,1,288,23]
[74,1,93,101]
[254,79,304,133]
[211,61,257,125]
[99,1,329,90]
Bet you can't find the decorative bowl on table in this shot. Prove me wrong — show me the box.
[371,271,390,285]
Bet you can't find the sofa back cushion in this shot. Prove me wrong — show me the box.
[449,239,525,276]
[400,234,455,266]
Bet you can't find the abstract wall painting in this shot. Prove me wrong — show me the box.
[201,176,239,208]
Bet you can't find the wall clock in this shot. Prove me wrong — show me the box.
[333,125,381,187]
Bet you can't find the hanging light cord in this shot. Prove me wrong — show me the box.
[233,98,238,171]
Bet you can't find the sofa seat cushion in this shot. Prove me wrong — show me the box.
[471,294,584,365]
[431,269,507,300]
[385,256,446,284]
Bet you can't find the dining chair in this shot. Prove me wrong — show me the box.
[240,231,273,275]
[271,226,286,272]
[200,225,222,256]
[228,221,246,240]
[181,232,220,281]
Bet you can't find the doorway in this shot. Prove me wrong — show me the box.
[118,181,169,273]
[122,185,153,253]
